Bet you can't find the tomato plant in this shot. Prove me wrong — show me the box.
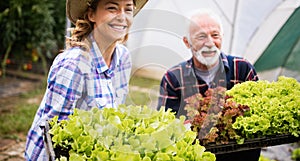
[0,0,66,77]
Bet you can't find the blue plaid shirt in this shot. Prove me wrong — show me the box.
[25,36,132,160]
[158,52,259,115]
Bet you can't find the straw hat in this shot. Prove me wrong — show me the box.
[66,0,148,24]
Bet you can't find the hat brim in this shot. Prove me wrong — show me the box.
[66,0,148,24]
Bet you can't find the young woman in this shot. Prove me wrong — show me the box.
[25,0,147,160]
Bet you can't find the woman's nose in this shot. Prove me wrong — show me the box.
[116,10,126,21]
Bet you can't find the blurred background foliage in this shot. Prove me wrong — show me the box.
[0,0,66,77]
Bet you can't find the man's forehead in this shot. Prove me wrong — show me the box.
[189,22,221,32]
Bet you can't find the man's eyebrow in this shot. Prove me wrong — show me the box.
[194,31,206,36]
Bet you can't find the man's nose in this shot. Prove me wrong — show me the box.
[204,36,214,47]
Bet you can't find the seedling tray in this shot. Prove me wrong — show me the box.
[204,134,300,154]
[43,122,299,158]
[43,122,69,161]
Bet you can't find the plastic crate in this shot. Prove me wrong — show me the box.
[204,134,300,154]
[42,122,55,161]
[43,121,300,157]
[43,122,69,161]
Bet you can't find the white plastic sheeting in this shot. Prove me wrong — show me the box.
[126,0,300,80]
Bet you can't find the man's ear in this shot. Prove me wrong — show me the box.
[183,37,191,49]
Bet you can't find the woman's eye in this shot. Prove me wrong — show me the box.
[125,8,133,12]
[107,6,117,11]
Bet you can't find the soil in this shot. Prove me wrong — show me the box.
[0,72,45,161]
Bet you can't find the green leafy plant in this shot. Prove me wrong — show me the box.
[292,148,300,161]
[48,105,216,161]
[184,76,300,145]
[184,87,250,145]
[259,155,275,161]
[227,76,300,139]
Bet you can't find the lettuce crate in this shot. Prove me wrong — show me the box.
[204,134,300,154]
[44,120,299,158]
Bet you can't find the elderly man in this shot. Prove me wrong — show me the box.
[158,8,260,161]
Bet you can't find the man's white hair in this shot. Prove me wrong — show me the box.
[184,8,224,42]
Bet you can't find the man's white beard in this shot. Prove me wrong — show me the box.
[193,46,221,67]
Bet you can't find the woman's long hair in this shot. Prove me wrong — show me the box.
[65,12,93,52]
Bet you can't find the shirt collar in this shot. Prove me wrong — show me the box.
[89,34,120,77]
[220,52,230,72]
[184,58,194,77]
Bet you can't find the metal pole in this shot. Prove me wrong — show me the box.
[229,0,239,54]
[64,17,71,48]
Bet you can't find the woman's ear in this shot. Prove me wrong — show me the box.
[88,8,95,22]
[183,37,191,49]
